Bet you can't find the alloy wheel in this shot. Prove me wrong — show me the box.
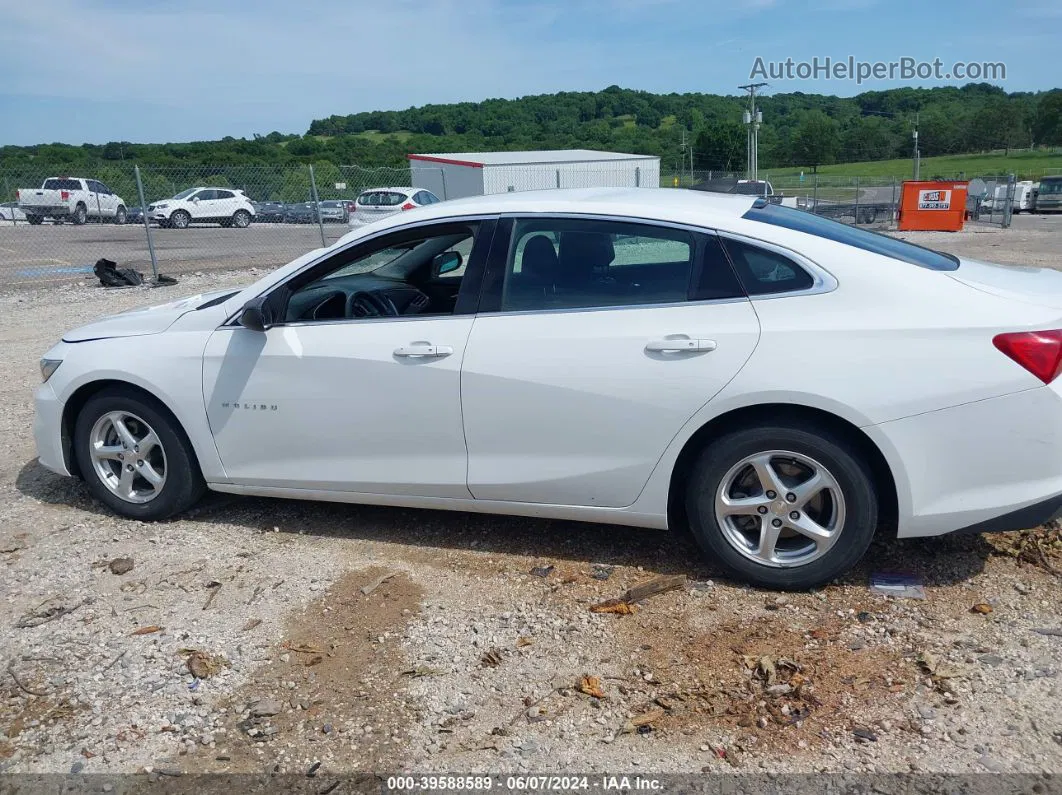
[88,411,167,504]
[714,450,845,568]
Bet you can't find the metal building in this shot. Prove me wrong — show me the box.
[407,149,661,200]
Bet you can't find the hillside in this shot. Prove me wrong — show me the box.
[1,84,1061,185]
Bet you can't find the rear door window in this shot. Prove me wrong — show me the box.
[215,190,235,200]
[499,218,696,311]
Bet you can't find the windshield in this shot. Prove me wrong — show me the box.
[1040,180,1062,195]
[172,188,198,200]
[742,200,959,271]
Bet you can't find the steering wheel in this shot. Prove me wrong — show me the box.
[346,290,400,319]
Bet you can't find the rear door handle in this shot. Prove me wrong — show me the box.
[393,342,454,358]
[645,338,717,353]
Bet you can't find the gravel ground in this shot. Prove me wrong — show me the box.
[0,252,1061,782]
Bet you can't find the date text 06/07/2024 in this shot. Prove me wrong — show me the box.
[384,776,664,791]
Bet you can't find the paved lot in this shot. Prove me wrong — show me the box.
[0,267,1059,779]
[0,222,349,287]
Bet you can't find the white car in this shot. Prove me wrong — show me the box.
[349,186,440,227]
[148,187,255,229]
[33,188,1062,589]
[0,201,27,222]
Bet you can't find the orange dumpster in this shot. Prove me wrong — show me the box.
[896,180,968,231]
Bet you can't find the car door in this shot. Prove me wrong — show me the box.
[460,216,761,508]
[96,182,119,217]
[190,189,218,220]
[84,180,105,218]
[214,189,238,220]
[202,218,495,496]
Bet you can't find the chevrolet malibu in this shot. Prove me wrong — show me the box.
[33,188,1062,589]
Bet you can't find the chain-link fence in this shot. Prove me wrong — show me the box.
[0,160,1033,287]
[0,164,443,286]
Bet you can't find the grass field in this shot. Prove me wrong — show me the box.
[764,150,1062,180]
[354,130,414,142]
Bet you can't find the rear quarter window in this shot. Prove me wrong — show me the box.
[742,200,959,271]
[722,238,814,296]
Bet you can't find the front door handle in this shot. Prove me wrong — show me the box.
[393,342,454,358]
[645,338,717,353]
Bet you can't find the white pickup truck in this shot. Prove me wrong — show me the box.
[16,177,128,225]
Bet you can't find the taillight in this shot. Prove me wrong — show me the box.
[401,202,416,210]
[15,190,19,200]
[993,330,1062,384]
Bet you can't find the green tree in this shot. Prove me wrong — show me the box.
[792,111,839,172]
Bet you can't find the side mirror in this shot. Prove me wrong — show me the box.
[238,296,270,332]
[191,196,200,203]
[432,251,463,277]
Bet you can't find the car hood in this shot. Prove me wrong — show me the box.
[62,288,238,342]
[948,258,1062,310]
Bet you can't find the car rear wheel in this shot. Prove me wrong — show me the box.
[232,210,252,228]
[170,210,191,229]
[114,206,127,224]
[74,387,205,520]
[71,204,87,225]
[685,423,877,590]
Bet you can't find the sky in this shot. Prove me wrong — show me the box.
[0,0,1059,146]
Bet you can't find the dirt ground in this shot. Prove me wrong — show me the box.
[0,235,1061,783]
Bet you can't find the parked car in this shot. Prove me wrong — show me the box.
[148,187,255,229]
[252,201,287,223]
[33,188,1062,590]
[0,201,26,222]
[282,202,321,224]
[16,177,127,225]
[349,187,440,226]
[318,200,350,224]
[1035,176,1062,213]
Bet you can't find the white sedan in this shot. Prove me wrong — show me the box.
[33,188,1062,589]
[0,201,27,222]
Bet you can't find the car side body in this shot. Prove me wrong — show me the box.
[148,187,256,229]
[33,188,1062,588]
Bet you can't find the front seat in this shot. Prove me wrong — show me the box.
[508,235,559,308]
[557,231,615,288]
[521,235,559,287]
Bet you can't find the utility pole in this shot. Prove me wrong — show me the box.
[739,82,767,182]
[912,112,921,181]
[680,129,690,186]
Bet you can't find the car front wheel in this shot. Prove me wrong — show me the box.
[685,423,877,590]
[73,387,205,520]
[170,210,191,229]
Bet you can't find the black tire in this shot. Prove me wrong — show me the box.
[114,206,127,224]
[71,203,87,225]
[232,209,252,228]
[170,210,191,229]
[26,214,43,225]
[73,387,206,520]
[685,423,877,590]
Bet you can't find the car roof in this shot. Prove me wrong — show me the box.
[398,187,752,222]
[337,188,758,246]
[357,187,415,195]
